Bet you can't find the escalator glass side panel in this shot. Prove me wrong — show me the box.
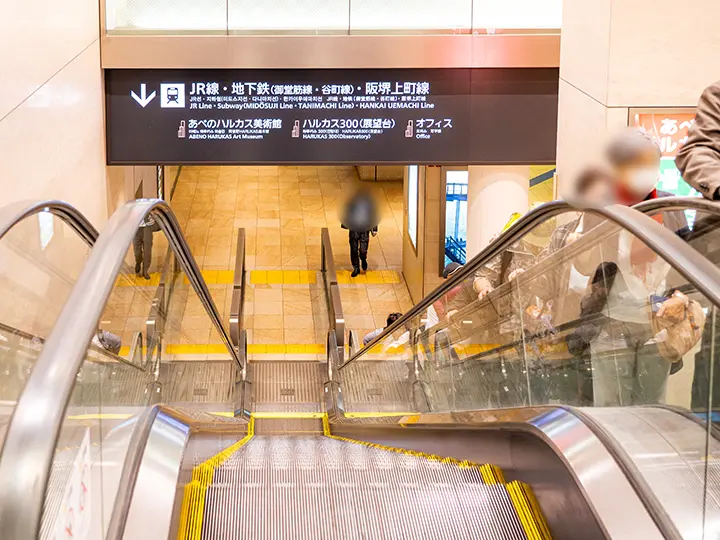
[0,199,241,540]
[0,207,95,447]
[339,207,720,539]
[640,200,720,538]
[155,248,237,412]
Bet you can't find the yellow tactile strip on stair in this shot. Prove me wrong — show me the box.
[177,417,255,540]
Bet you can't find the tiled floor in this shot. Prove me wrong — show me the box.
[102,166,413,360]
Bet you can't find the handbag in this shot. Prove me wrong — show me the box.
[651,293,705,365]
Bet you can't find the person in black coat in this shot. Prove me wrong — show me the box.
[341,188,379,278]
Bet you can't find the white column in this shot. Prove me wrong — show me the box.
[466,166,529,259]
[556,0,720,196]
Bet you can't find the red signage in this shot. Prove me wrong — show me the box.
[632,111,696,158]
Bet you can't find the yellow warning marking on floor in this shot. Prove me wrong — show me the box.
[150,343,326,356]
[249,270,317,285]
[336,269,401,284]
[252,411,325,419]
[115,268,395,287]
[115,269,237,287]
[177,417,254,540]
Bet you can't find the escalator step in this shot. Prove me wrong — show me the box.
[178,430,552,540]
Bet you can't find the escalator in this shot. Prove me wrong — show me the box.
[1,197,720,539]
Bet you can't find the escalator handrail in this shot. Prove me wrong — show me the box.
[634,195,720,216]
[0,198,240,540]
[105,404,244,540]
[321,228,345,362]
[0,317,146,372]
[0,199,98,246]
[340,199,720,369]
[229,228,246,358]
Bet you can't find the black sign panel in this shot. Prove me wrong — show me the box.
[105,68,558,165]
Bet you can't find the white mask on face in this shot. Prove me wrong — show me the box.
[628,167,659,196]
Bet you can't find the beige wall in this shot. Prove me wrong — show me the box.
[466,166,529,258]
[402,166,425,304]
[556,0,720,195]
[0,0,106,224]
[422,167,444,296]
[401,165,446,303]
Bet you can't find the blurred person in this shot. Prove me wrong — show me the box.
[606,128,688,221]
[91,329,121,355]
[363,312,402,346]
[133,215,160,280]
[464,208,547,306]
[676,80,720,200]
[530,167,616,327]
[422,262,463,365]
[519,168,616,406]
[426,262,464,327]
[565,129,693,406]
[340,188,379,278]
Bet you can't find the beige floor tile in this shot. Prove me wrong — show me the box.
[253,328,284,344]
[254,301,283,315]
[254,288,283,303]
[281,289,311,302]
[343,299,373,315]
[283,301,314,316]
[367,286,397,302]
[345,314,376,332]
[283,315,314,329]
[256,249,282,267]
[254,314,283,329]
[283,328,317,344]
[256,234,281,247]
[371,300,402,316]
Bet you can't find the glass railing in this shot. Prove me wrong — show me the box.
[0,201,99,446]
[336,199,720,538]
[105,0,561,35]
[0,200,242,539]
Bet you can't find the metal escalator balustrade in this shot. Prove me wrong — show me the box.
[332,198,720,540]
[0,198,243,540]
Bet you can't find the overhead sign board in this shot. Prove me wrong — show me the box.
[105,68,558,165]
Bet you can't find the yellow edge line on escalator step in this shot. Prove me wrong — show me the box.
[344,411,419,419]
[506,480,553,540]
[517,480,553,539]
[321,414,503,486]
[177,416,255,540]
